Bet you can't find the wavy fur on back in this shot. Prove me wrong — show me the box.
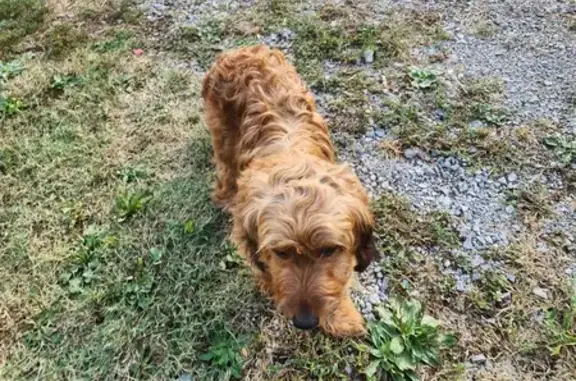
[202,45,378,336]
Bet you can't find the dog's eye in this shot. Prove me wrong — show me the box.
[275,251,291,260]
[320,247,337,257]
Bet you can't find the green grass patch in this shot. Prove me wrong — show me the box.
[0,0,48,58]
[373,191,460,255]
[543,134,576,165]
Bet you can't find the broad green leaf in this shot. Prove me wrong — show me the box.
[370,348,383,358]
[149,247,163,263]
[198,352,213,361]
[405,370,420,381]
[68,278,82,294]
[389,336,404,354]
[394,352,416,371]
[437,334,457,348]
[375,306,397,327]
[421,315,439,328]
[364,360,380,377]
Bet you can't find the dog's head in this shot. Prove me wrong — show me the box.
[236,160,378,330]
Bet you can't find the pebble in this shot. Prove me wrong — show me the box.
[471,354,487,364]
[463,236,474,251]
[363,49,375,64]
[404,147,423,160]
[532,287,549,300]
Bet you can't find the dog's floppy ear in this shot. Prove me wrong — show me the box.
[354,228,379,272]
[247,237,267,272]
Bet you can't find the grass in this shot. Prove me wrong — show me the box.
[1,0,575,380]
[505,183,555,223]
[0,0,48,58]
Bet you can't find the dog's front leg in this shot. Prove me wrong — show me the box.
[320,295,366,337]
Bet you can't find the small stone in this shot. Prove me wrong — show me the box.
[369,294,380,304]
[404,147,423,160]
[533,287,549,299]
[505,205,515,214]
[438,196,453,208]
[455,280,465,292]
[499,292,512,306]
[470,354,487,364]
[506,273,516,283]
[375,128,386,138]
[177,374,193,381]
[363,49,375,64]
[469,120,485,129]
[463,236,474,251]
[471,254,485,267]
[508,172,518,183]
[444,259,451,268]
[434,109,445,121]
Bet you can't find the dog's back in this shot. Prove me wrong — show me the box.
[202,45,334,171]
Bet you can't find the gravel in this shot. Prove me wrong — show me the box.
[438,0,576,132]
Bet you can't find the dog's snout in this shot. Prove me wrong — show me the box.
[292,309,319,330]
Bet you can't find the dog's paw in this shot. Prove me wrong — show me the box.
[321,297,366,337]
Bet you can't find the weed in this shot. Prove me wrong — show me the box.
[59,226,114,294]
[50,73,86,90]
[0,95,25,117]
[0,59,25,82]
[118,166,149,183]
[359,298,456,381]
[199,331,251,379]
[545,295,576,356]
[470,102,507,126]
[543,134,576,165]
[114,189,152,222]
[408,68,438,90]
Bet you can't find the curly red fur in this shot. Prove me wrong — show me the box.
[202,45,378,336]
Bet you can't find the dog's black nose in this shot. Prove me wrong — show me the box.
[292,310,319,330]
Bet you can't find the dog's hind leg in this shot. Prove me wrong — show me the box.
[203,97,240,211]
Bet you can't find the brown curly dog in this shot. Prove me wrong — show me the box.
[202,45,379,336]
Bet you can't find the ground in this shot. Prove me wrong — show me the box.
[1,0,575,380]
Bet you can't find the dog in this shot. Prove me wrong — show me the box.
[202,45,379,337]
